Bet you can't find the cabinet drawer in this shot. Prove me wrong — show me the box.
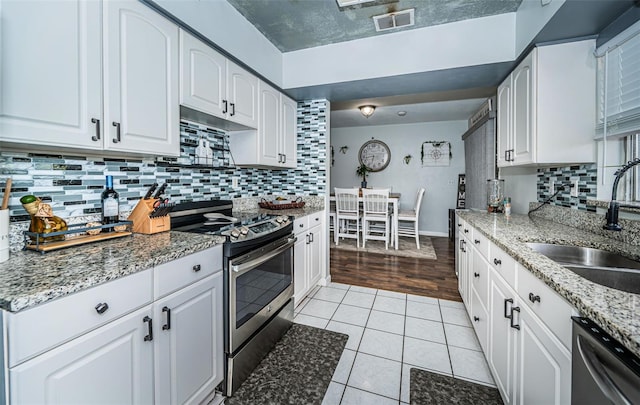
[471,231,489,260]
[470,288,489,353]
[294,216,309,235]
[489,244,516,287]
[471,250,490,309]
[308,212,324,228]
[461,221,473,240]
[7,268,153,367]
[516,265,576,349]
[154,246,222,299]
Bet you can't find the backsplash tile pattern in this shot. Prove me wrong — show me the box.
[536,164,597,212]
[0,99,328,222]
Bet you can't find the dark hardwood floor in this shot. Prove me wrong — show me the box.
[329,237,462,302]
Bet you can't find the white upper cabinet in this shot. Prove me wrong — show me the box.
[179,30,258,129]
[0,0,180,157]
[227,61,259,128]
[281,94,298,168]
[229,81,298,168]
[180,30,227,118]
[104,1,180,156]
[497,39,596,167]
[0,0,103,150]
[258,83,282,167]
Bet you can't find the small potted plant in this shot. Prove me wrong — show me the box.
[356,163,371,188]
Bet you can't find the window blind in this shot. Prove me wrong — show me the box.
[596,20,640,139]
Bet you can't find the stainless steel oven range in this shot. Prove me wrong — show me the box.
[171,200,295,396]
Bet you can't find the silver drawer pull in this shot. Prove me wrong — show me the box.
[95,302,109,314]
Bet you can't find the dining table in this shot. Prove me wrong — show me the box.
[329,192,401,250]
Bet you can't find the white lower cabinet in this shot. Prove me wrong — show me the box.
[293,211,325,307]
[154,273,223,405]
[513,301,571,405]
[5,247,224,404]
[459,218,574,405]
[10,305,154,404]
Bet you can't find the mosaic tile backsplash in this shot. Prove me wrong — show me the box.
[0,100,328,222]
[536,164,597,212]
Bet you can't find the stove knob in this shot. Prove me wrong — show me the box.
[230,229,241,239]
[276,216,288,224]
[240,226,249,235]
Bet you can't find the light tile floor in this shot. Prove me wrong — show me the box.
[294,283,496,405]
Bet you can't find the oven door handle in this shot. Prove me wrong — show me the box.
[231,237,296,275]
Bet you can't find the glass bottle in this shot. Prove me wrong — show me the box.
[101,175,119,232]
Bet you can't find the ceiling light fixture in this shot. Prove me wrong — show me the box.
[359,105,376,118]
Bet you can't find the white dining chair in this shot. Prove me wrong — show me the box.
[334,188,360,246]
[397,187,425,249]
[328,200,337,244]
[361,188,391,249]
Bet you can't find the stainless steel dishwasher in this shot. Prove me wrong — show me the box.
[572,317,640,405]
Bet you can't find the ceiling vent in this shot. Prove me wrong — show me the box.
[373,8,415,32]
[336,0,375,8]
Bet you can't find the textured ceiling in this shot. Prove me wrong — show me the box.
[226,0,523,52]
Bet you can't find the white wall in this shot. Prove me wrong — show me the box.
[515,0,566,55]
[499,166,538,214]
[283,13,516,89]
[331,121,467,236]
[152,0,283,86]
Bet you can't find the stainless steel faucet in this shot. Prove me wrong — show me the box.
[604,158,640,231]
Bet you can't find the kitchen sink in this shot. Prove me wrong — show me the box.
[525,243,640,294]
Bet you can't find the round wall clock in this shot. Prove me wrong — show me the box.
[359,140,391,172]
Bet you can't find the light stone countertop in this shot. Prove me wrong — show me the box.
[457,210,640,358]
[0,206,324,314]
[0,231,224,313]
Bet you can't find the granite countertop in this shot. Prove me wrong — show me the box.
[457,210,640,358]
[0,231,224,313]
[234,206,325,219]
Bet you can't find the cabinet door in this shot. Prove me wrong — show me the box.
[179,30,227,119]
[104,1,179,156]
[10,306,154,404]
[513,302,571,405]
[511,51,535,165]
[457,236,470,311]
[496,76,512,167]
[258,82,281,167]
[293,235,308,307]
[488,272,516,405]
[281,95,298,168]
[154,273,223,405]
[227,61,259,128]
[308,224,323,287]
[0,0,102,150]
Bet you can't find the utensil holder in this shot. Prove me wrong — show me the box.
[128,199,171,234]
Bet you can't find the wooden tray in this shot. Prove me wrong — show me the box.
[25,231,132,253]
[259,197,305,210]
[24,221,133,253]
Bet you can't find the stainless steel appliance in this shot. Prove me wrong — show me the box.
[572,317,640,404]
[171,200,295,396]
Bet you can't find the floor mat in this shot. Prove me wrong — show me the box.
[330,234,437,260]
[226,323,348,405]
[410,369,503,405]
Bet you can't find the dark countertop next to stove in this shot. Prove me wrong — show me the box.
[457,210,640,359]
[0,231,224,313]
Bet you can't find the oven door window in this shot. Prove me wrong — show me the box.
[235,249,292,329]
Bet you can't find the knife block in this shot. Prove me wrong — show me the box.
[128,199,171,234]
